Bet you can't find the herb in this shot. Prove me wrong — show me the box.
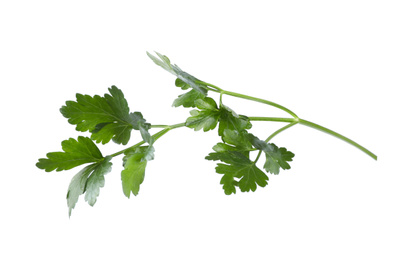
[36,51,377,216]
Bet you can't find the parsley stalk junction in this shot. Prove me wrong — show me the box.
[36,51,377,216]
[196,80,377,161]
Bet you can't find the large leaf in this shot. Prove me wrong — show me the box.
[60,86,151,145]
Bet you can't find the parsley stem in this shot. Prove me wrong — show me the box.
[196,81,223,92]
[198,81,376,159]
[198,81,299,118]
[221,90,299,119]
[265,121,298,143]
[249,116,377,160]
[198,81,299,119]
[253,122,298,163]
[109,141,145,157]
[109,122,186,158]
[198,85,298,118]
[151,124,170,128]
[249,117,297,123]
[298,119,377,160]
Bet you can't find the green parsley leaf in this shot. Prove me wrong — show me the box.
[186,98,221,131]
[220,174,238,195]
[36,136,103,172]
[121,146,154,198]
[66,156,112,217]
[146,51,176,75]
[263,145,294,174]
[60,86,151,145]
[206,129,253,164]
[172,75,207,108]
[220,129,253,153]
[172,89,205,108]
[218,105,252,137]
[206,129,270,194]
[66,164,91,217]
[206,148,249,165]
[147,51,208,95]
[216,161,268,193]
[130,112,153,145]
[207,150,269,194]
[173,66,208,96]
[175,78,191,90]
[247,134,295,174]
[84,156,112,206]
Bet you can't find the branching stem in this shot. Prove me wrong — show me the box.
[253,121,299,163]
[112,86,377,161]
[109,122,186,158]
[197,81,298,119]
[199,81,376,160]
[249,117,377,160]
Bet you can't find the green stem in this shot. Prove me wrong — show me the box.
[221,90,299,119]
[197,81,298,118]
[265,121,298,143]
[109,141,146,158]
[298,119,377,160]
[248,116,377,160]
[253,121,299,163]
[194,81,376,159]
[249,117,297,123]
[151,124,170,128]
[109,122,186,158]
[196,81,223,92]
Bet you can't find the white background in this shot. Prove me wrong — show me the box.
[1,1,413,259]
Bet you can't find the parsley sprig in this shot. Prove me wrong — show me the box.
[36,51,377,217]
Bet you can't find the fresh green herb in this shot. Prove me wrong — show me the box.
[36,51,377,217]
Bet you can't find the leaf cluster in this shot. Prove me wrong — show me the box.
[205,129,294,194]
[36,52,297,216]
[148,52,294,194]
[37,86,154,216]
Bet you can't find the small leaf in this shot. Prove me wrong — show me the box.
[66,156,112,217]
[147,51,208,95]
[195,98,217,110]
[173,66,208,96]
[185,97,220,131]
[216,162,268,192]
[121,146,154,198]
[263,146,295,174]
[36,136,103,172]
[221,129,252,153]
[218,105,252,137]
[146,51,175,75]
[66,164,94,217]
[175,78,191,90]
[172,89,205,108]
[247,134,294,174]
[207,150,269,194]
[129,112,153,145]
[186,110,220,131]
[220,174,237,195]
[84,156,112,206]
